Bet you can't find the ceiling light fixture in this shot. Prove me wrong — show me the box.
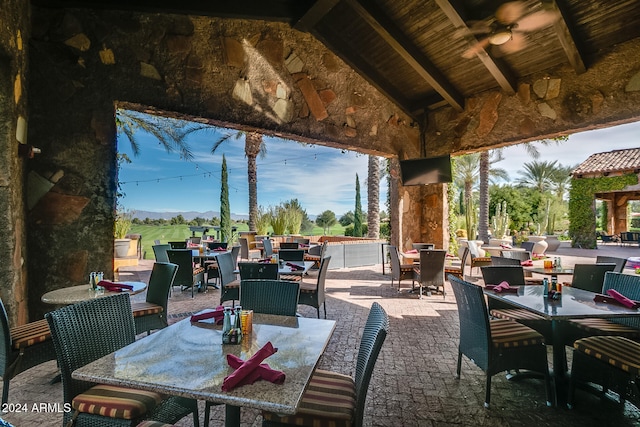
[488,28,512,45]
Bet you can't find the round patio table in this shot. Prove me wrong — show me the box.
[41,281,147,305]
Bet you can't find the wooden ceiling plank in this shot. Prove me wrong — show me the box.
[434,0,517,95]
[552,0,587,74]
[346,0,465,112]
[294,0,341,31]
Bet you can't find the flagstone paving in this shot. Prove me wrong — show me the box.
[4,242,640,426]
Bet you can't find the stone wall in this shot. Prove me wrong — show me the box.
[0,0,31,324]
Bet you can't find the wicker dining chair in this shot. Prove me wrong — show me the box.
[595,255,628,273]
[412,249,446,298]
[299,256,331,318]
[166,249,205,298]
[218,251,240,306]
[238,262,279,280]
[152,244,171,263]
[261,302,389,427]
[45,293,199,427]
[132,262,178,335]
[449,275,552,408]
[388,245,414,291]
[0,298,56,405]
[239,279,300,316]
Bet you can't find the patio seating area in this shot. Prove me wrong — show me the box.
[4,244,640,426]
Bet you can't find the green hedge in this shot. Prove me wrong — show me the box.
[568,174,637,248]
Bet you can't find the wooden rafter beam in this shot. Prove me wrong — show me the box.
[435,0,517,95]
[551,0,587,74]
[293,0,341,31]
[346,0,465,112]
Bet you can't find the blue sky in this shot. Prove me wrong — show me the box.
[117,125,385,217]
[118,118,640,216]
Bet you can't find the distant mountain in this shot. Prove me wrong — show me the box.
[132,210,249,221]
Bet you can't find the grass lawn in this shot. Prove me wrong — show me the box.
[131,222,347,259]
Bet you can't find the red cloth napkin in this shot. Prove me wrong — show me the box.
[97,281,134,292]
[406,249,418,254]
[226,354,285,387]
[485,281,518,293]
[286,262,304,271]
[190,306,225,324]
[521,260,533,267]
[222,342,278,391]
[606,289,640,309]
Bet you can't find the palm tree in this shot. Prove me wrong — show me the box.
[366,155,383,239]
[211,131,267,232]
[115,109,193,160]
[454,153,480,239]
[516,160,559,192]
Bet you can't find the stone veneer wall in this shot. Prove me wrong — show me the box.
[0,0,31,324]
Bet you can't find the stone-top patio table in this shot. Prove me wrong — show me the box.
[40,282,147,305]
[72,312,336,427]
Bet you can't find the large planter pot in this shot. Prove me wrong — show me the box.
[114,238,131,258]
[545,235,561,252]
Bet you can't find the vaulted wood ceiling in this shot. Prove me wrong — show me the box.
[35,0,640,120]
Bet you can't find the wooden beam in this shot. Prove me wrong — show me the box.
[294,0,341,31]
[551,0,587,74]
[346,0,465,112]
[435,0,517,95]
[33,0,315,23]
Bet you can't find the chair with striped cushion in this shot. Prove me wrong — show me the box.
[1,298,56,405]
[466,241,492,276]
[449,275,552,408]
[261,302,388,427]
[562,272,640,345]
[568,336,640,408]
[132,262,178,335]
[167,249,205,298]
[45,293,198,427]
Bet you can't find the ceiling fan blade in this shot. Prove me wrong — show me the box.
[516,9,561,32]
[495,1,526,24]
[462,38,491,59]
[496,32,527,55]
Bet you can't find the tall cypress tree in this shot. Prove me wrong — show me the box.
[353,173,363,237]
[220,154,231,242]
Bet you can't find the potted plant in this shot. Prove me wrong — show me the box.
[114,210,132,258]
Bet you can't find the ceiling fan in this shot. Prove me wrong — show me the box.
[460,1,561,58]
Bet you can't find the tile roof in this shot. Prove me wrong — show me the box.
[572,148,640,176]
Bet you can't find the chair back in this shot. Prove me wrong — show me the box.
[230,245,241,269]
[602,272,640,329]
[216,252,237,287]
[153,244,171,263]
[154,239,161,245]
[262,238,273,258]
[480,265,526,286]
[501,250,531,261]
[239,237,250,259]
[412,243,435,251]
[570,263,616,293]
[45,294,136,408]
[417,250,446,287]
[278,249,304,262]
[295,238,310,245]
[189,237,201,245]
[316,256,331,306]
[388,246,402,281]
[279,242,299,250]
[466,241,483,258]
[595,255,627,273]
[238,262,278,280]
[166,249,195,288]
[353,302,389,427]
[240,280,300,316]
[207,242,228,251]
[169,241,187,249]
[146,262,179,312]
[520,241,535,253]
[490,256,521,266]
[449,275,491,371]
